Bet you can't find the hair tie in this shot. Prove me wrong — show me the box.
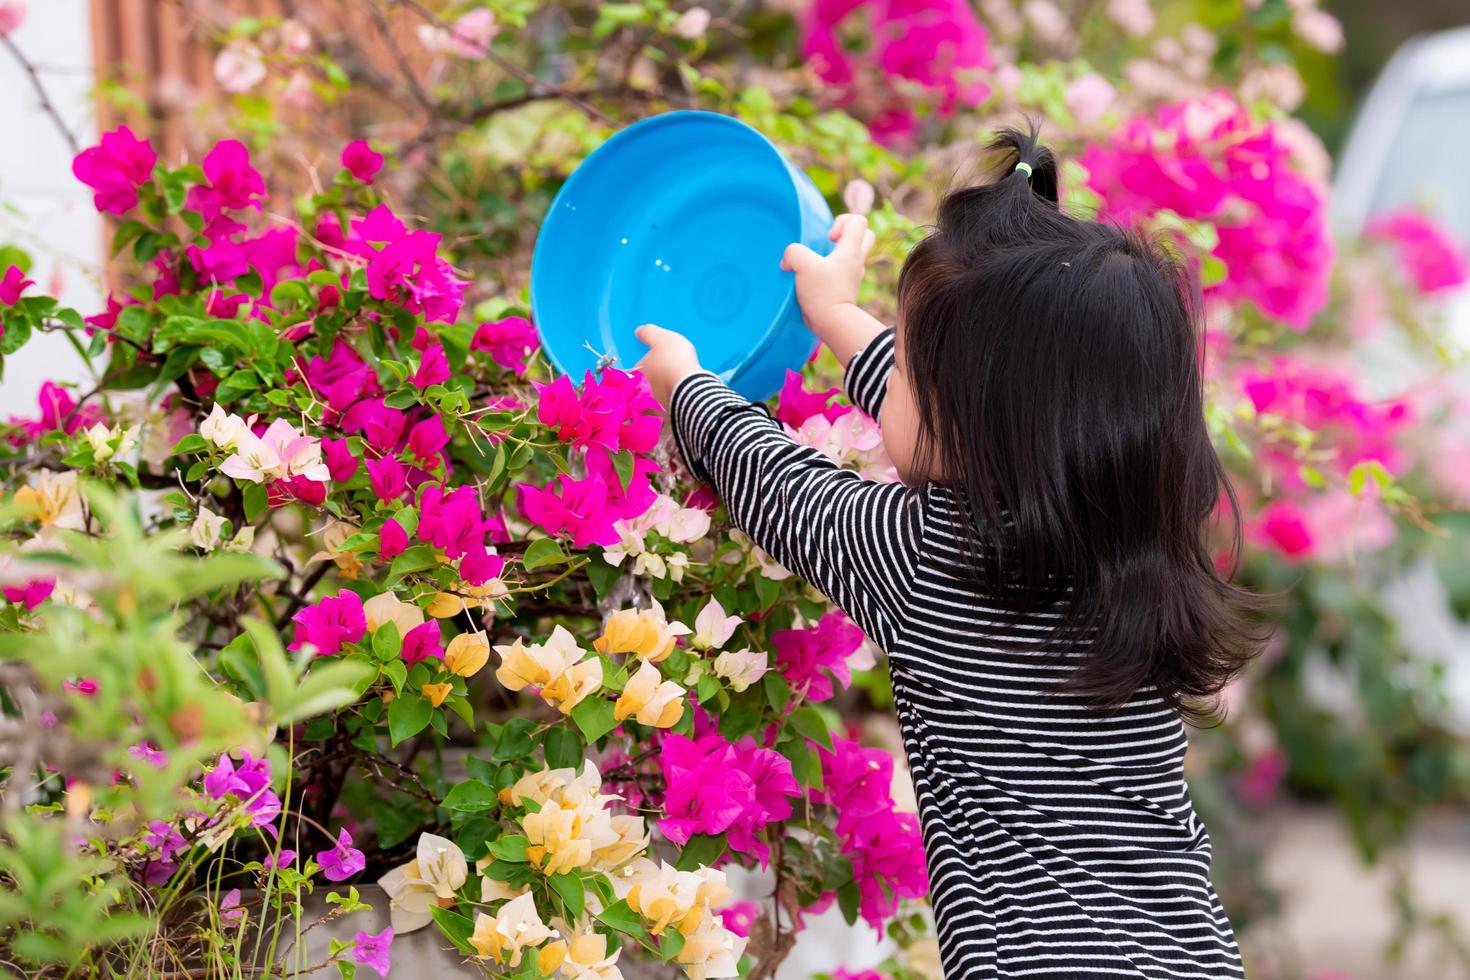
[1014,161,1034,181]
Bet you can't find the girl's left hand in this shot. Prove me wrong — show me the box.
[634,323,703,407]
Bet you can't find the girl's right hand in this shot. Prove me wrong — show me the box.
[781,213,876,341]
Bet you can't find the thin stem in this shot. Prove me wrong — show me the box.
[0,34,80,155]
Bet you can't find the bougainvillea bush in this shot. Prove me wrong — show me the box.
[3,0,1470,978]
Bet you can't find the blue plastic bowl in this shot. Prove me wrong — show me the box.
[530,111,834,402]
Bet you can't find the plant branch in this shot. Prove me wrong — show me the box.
[0,34,80,155]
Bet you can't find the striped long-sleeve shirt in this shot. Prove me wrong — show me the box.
[669,330,1245,980]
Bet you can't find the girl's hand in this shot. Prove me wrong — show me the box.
[781,213,877,342]
[634,323,703,407]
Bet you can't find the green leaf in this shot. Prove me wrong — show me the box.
[549,872,585,920]
[388,545,439,582]
[487,835,529,861]
[585,560,621,599]
[570,697,618,743]
[753,575,781,610]
[372,622,402,663]
[387,693,433,746]
[836,880,861,925]
[429,906,476,953]
[762,672,791,713]
[674,833,727,872]
[610,450,636,492]
[277,658,375,724]
[595,899,649,939]
[494,717,537,760]
[542,726,584,769]
[658,926,686,962]
[441,780,498,813]
[522,537,568,572]
[242,483,268,523]
[787,706,832,749]
[171,433,209,455]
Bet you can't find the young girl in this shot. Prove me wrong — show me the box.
[635,128,1258,980]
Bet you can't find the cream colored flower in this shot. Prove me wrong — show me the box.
[614,659,685,729]
[190,505,228,551]
[14,470,85,531]
[550,923,624,979]
[593,603,691,663]
[377,832,468,932]
[469,892,552,966]
[426,590,467,618]
[421,682,452,707]
[199,403,252,451]
[521,775,622,876]
[495,627,603,715]
[85,421,139,462]
[362,591,425,637]
[621,859,705,935]
[444,632,490,677]
[593,813,650,872]
[692,597,741,650]
[675,913,746,979]
[310,520,365,579]
[712,648,768,693]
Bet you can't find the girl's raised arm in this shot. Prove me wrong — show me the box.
[668,334,921,651]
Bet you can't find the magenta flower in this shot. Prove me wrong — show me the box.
[718,901,759,938]
[364,228,466,324]
[3,577,54,610]
[379,517,408,561]
[774,370,847,429]
[10,381,103,441]
[409,343,451,388]
[186,140,267,228]
[316,827,366,882]
[471,315,539,375]
[322,438,360,483]
[1366,208,1470,296]
[267,475,328,508]
[0,264,33,306]
[138,820,188,885]
[72,126,158,214]
[459,542,505,586]
[406,413,450,465]
[401,620,443,665]
[535,368,663,454]
[290,589,366,656]
[127,741,168,769]
[342,398,408,454]
[264,849,297,870]
[517,450,659,551]
[205,751,281,828]
[658,733,799,865]
[367,455,408,500]
[1236,747,1289,807]
[417,483,489,558]
[350,925,393,979]
[771,611,865,702]
[341,139,384,183]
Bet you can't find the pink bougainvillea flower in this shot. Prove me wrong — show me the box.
[72,126,158,214]
[186,140,267,233]
[774,370,848,429]
[267,475,327,508]
[658,733,799,866]
[11,381,104,440]
[401,620,443,666]
[470,315,539,375]
[84,294,124,334]
[128,741,168,769]
[264,849,297,870]
[406,413,450,465]
[719,901,760,939]
[831,971,887,980]
[138,820,188,885]
[417,483,489,559]
[1080,91,1333,329]
[290,589,366,656]
[350,925,394,979]
[1236,747,1288,807]
[204,751,281,828]
[378,517,408,561]
[341,398,408,454]
[367,455,408,500]
[409,343,451,389]
[535,368,664,454]
[364,228,466,324]
[815,735,896,837]
[1248,500,1314,561]
[518,449,659,549]
[771,611,866,702]
[418,6,497,57]
[303,339,379,416]
[0,2,27,34]
[1365,209,1470,296]
[322,438,360,483]
[341,139,384,183]
[3,577,54,610]
[316,827,366,882]
[459,542,505,586]
[0,264,34,305]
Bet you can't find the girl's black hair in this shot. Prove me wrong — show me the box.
[897,124,1265,722]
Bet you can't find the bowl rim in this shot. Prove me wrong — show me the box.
[529,109,805,385]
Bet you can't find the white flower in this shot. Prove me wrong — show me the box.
[214,40,267,93]
[692,598,741,650]
[676,913,747,979]
[842,178,875,216]
[671,6,711,39]
[85,422,138,462]
[363,591,425,637]
[226,525,256,553]
[219,429,282,484]
[14,470,85,531]
[1292,7,1342,53]
[200,404,253,451]
[712,648,768,693]
[278,18,311,55]
[190,505,228,551]
[1106,0,1155,37]
[378,833,468,933]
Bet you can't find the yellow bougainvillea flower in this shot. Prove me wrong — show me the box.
[421,682,452,707]
[444,631,490,678]
[13,470,85,531]
[593,602,691,663]
[425,591,466,618]
[362,591,425,637]
[595,813,651,872]
[613,659,686,729]
[494,626,603,715]
[555,925,623,979]
[522,781,622,876]
[676,913,747,980]
[468,892,553,966]
[377,833,468,933]
[618,859,733,938]
[310,519,365,579]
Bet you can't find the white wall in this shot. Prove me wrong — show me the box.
[0,1,99,415]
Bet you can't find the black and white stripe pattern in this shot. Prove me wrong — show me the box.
[671,331,1244,979]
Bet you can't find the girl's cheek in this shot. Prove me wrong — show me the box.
[880,377,926,484]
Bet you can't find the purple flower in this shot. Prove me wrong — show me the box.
[264,849,297,870]
[351,925,393,978]
[316,827,366,882]
[204,751,281,828]
[138,820,188,885]
[322,437,361,483]
[220,887,246,925]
